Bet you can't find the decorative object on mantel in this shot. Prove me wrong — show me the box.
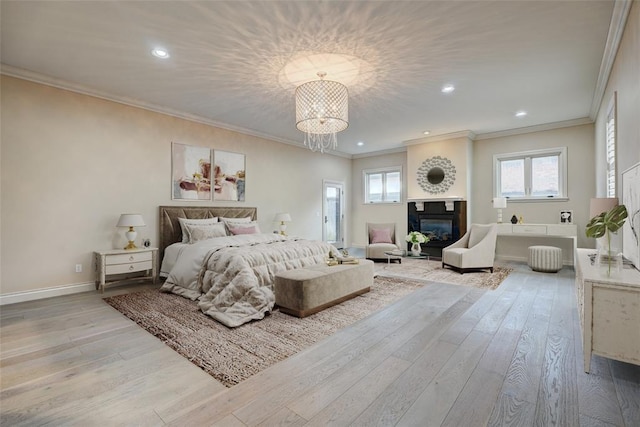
[492,197,507,223]
[116,214,146,250]
[416,156,456,194]
[295,71,348,153]
[510,215,518,224]
[274,212,292,235]
[586,204,628,277]
[406,231,429,256]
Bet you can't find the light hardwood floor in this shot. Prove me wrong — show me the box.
[1,265,639,426]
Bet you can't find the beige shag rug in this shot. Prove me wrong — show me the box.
[104,264,511,387]
[104,276,426,387]
[375,258,512,290]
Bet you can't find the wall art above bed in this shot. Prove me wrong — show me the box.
[172,142,212,201]
[214,150,245,202]
[171,143,246,202]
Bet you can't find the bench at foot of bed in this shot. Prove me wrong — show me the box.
[274,260,374,318]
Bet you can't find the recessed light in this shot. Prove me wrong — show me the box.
[441,84,455,93]
[515,110,527,117]
[357,141,364,146]
[423,130,431,135]
[151,48,170,59]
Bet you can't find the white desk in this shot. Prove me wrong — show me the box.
[496,223,577,265]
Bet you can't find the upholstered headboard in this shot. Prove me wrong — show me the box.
[158,206,257,260]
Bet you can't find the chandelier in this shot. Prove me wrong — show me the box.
[295,72,348,153]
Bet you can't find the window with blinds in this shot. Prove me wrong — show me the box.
[606,94,617,198]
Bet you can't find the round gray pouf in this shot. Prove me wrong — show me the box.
[528,245,563,273]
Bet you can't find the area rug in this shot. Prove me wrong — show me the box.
[374,258,512,290]
[103,276,426,388]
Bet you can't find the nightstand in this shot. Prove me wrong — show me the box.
[95,247,158,293]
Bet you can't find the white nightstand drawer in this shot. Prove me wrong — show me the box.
[106,251,152,265]
[106,260,152,275]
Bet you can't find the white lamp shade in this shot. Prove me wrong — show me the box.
[492,197,507,209]
[274,213,292,223]
[116,214,146,228]
[589,198,618,217]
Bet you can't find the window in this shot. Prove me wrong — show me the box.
[606,94,616,197]
[364,166,402,203]
[494,147,567,201]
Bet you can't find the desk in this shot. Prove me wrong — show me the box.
[496,223,577,265]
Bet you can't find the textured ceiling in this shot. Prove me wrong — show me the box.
[0,1,616,155]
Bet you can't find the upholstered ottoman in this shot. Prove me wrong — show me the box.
[528,245,563,272]
[274,260,374,317]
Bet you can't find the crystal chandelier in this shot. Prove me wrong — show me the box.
[295,72,348,153]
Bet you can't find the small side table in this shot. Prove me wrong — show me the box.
[95,247,158,293]
[384,250,430,264]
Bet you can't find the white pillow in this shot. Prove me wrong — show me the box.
[178,217,218,243]
[185,222,227,243]
[227,221,261,235]
[220,216,252,224]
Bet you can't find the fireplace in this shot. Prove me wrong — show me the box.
[420,218,454,242]
[408,201,467,257]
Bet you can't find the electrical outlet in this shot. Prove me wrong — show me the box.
[75,264,82,273]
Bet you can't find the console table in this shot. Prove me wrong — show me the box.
[496,223,577,265]
[575,248,640,373]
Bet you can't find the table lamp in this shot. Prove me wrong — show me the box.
[492,197,507,223]
[274,213,292,235]
[117,214,146,250]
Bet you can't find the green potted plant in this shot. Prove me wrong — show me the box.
[586,204,628,276]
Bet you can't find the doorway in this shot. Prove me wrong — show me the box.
[323,180,344,248]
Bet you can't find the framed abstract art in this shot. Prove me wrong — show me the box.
[171,142,212,201]
[622,162,640,270]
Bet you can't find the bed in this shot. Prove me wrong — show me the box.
[157,206,336,327]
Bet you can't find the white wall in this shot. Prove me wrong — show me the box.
[471,124,595,252]
[406,136,472,202]
[593,2,639,254]
[0,76,351,296]
[350,152,407,247]
[595,2,639,193]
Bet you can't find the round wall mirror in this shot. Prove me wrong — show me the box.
[426,167,445,185]
[416,156,456,194]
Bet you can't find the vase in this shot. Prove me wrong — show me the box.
[596,248,622,278]
[411,242,422,257]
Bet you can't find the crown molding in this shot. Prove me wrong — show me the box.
[589,0,633,119]
[351,146,407,159]
[1,64,356,159]
[403,130,476,146]
[474,117,593,140]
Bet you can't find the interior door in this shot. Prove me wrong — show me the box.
[323,180,344,248]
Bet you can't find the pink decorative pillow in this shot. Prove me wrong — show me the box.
[371,228,393,244]
[229,225,258,235]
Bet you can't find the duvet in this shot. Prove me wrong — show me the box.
[160,233,335,327]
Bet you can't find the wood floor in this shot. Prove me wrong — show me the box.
[1,264,639,426]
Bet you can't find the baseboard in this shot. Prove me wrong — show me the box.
[0,281,96,306]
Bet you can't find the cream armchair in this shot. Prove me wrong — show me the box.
[442,223,498,273]
[365,222,401,262]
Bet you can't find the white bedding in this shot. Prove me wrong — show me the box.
[160,233,335,327]
[160,242,189,277]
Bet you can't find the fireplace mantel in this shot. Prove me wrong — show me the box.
[408,198,465,212]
